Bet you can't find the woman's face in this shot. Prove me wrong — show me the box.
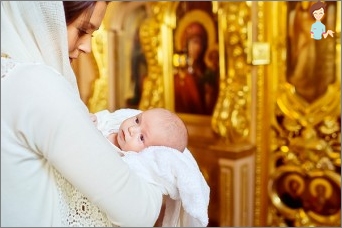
[67,2,107,63]
[313,7,325,21]
[188,36,203,60]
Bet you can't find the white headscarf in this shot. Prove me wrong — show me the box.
[1,1,78,91]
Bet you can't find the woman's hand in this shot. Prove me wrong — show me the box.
[323,30,335,38]
[327,30,335,37]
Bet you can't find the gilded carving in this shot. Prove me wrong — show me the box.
[139,2,170,110]
[211,2,251,143]
[88,25,109,113]
[268,167,341,226]
[268,1,341,226]
[252,2,268,225]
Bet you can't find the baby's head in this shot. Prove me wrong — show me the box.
[151,108,188,152]
[117,108,188,152]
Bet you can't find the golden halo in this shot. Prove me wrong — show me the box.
[309,178,332,199]
[174,10,216,51]
[284,174,305,195]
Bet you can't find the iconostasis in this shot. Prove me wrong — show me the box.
[72,1,341,226]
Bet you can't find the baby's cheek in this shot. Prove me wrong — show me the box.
[107,133,116,145]
[121,142,145,152]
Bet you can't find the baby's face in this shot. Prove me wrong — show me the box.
[117,110,167,152]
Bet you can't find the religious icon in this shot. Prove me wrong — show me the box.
[305,177,339,216]
[280,174,305,209]
[173,7,219,115]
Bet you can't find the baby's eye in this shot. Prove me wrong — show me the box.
[139,134,144,142]
[135,117,140,124]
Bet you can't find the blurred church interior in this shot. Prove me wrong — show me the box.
[71,1,341,227]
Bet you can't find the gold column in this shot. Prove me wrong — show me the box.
[88,25,109,113]
[219,152,255,227]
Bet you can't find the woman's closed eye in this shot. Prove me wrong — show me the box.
[77,27,93,37]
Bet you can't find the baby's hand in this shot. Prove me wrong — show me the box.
[89,113,98,126]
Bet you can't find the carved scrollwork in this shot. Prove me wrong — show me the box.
[211,2,252,143]
[270,83,341,224]
[268,1,341,226]
[139,2,170,110]
[273,81,341,172]
[88,25,109,113]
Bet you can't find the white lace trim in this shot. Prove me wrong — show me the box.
[1,57,17,78]
[54,168,118,227]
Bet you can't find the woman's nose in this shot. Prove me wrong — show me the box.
[78,36,92,54]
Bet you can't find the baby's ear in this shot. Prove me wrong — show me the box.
[89,113,98,126]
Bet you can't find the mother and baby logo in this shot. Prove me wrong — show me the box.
[309,1,335,40]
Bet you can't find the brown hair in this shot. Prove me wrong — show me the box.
[63,1,96,25]
[309,1,326,20]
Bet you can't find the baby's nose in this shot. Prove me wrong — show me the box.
[128,125,140,135]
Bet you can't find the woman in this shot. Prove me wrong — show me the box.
[1,1,162,226]
[174,22,212,114]
[174,21,218,114]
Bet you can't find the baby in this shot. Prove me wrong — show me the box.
[91,108,209,227]
[91,108,188,154]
